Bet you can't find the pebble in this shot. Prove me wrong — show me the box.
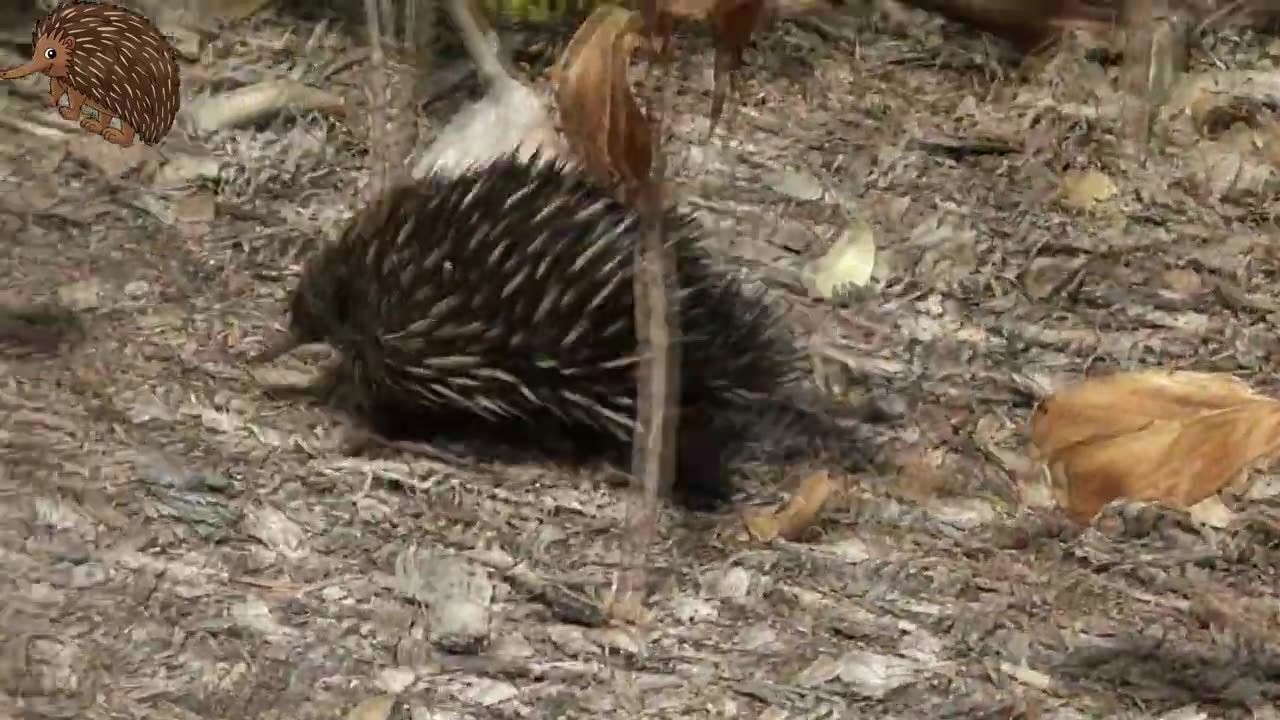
[68,562,109,588]
[714,567,754,599]
[394,549,493,654]
[671,596,718,623]
[57,280,102,310]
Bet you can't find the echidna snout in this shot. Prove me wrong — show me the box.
[281,152,803,508]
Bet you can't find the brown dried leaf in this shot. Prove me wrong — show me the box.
[744,471,835,542]
[1030,370,1265,459]
[555,6,651,199]
[1030,370,1280,525]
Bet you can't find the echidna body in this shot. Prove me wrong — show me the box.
[286,154,802,506]
[1,1,180,145]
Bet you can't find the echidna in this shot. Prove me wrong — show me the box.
[0,1,180,147]
[273,153,804,507]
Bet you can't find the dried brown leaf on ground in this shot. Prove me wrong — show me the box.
[744,471,836,542]
[554,6,651,199]
[1029,370,1265,458]
[1030,370,1280,524]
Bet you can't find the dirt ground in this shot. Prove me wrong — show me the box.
[3,5,1280,719]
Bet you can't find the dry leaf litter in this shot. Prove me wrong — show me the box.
[2,4,1280,719]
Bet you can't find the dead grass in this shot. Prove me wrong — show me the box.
[2,6,1280,719]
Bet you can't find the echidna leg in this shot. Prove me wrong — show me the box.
[671,409,735,511]
[78,97,107,133]
[46,77,63,107]
[56,83,84,121]
[101,120,135,148]
[79,99,134,146]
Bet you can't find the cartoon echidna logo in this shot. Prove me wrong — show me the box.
[0,1,181,147]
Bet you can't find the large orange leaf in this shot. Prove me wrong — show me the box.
[1030,370,1265,459]
[1030,370,1280,525]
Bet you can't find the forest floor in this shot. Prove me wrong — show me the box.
[3,5,1280,719]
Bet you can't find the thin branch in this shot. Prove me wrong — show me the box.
[444,0,513,88]
[618,9,680,616]
[363,0,392,204]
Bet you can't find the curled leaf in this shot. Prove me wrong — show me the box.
[744,471,835,542]
[554,6,651,200]
[808,217,878,299]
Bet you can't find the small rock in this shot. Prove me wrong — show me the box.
[124,391,176,424]
[546,624,598,656]
[490,631,535,660]
[774,219,819,253]
[773,168,824,201]
[454,678,518,706]
[173,191,217,224]
[794,655,844,687]
[926,497,997,529]
[430,598,490,654]
[200,408,244,434]
[57,280,102,311]
[897,629,944,661]
[1244,476,1280,500]
[152,151,222,188]
[242,504,308,557]
[737,623,777,651]
[411,708,463,720]
[68,562,109,588]
[713,567,754,599]
[29,582,66,605]
[346,695,398,720]
[837,650,926,698]
[590,627,642,656]
[67,133,145,177]
[395,548,492,654]
[1189,495,1235,528]
[123,280,150,298]
[671,596,718,623]
[129,568,158,604]
[376,667,416,694]
[820,538,872,563]
[1156,706,1208,720]
[231,596,292,638]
